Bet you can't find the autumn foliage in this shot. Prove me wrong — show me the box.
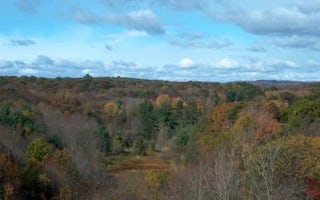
[0,76,319,199]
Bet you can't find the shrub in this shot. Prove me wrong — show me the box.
[145,170,168,193]
[58,186,73,200]
[25,138,48,165]
[170,125,194,151]
[95,126,111,154]
[47,134,63,149]
[132,137,146,156]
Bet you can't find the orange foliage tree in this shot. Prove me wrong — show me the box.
[50,92,81,115]
[155,94,171,107]
[0,153,21,200]
[205,102,241,135]
[103,101,120,117]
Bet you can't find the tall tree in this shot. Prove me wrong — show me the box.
[138,100,158,139]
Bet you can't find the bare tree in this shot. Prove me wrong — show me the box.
[169,149,239,200]
[247,145,281,200]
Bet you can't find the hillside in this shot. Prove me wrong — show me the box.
[0,75,319,200]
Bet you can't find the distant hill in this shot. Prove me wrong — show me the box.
[248,80,318,88]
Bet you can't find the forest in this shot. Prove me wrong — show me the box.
[0,75,319,200]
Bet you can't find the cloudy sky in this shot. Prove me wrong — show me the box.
[0,0,320,82]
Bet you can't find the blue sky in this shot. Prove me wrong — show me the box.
[0,0,319,82]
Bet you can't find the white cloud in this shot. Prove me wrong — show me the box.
[19,68,37,75]
[268,60,298,68]
[214,58,240,69]
[71,8,165,35]
[105,30,149,45]
[101,0,207,11]
[82,69,97,76]
[207,1,320,51]
[211,3,320,36]
[34,55,54,65]
[126,9,165,35]
[274,35,320,50]
[178,57,195,68]
[247,42,267,52]
[307,59,320,67]
[0,53,318,82]
[169,36,232,49]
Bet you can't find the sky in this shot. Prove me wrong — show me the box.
[0,0,320,82]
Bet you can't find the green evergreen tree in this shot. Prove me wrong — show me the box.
[95,126,112,154]
[138,101,158,139]
[133,137,146,155]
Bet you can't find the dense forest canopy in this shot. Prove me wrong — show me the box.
[0,76,319,200]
